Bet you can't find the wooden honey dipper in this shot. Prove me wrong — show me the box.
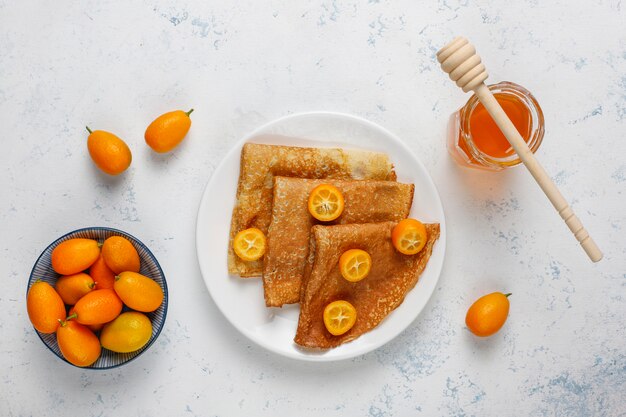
[437,36,603,262]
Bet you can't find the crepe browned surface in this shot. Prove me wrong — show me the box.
[263,177,414,307]
[228,143,397,277]
[294,221,440,349]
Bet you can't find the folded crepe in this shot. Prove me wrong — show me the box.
[228,142,397,277]
[263,177,414,307]
[295,221,440,349]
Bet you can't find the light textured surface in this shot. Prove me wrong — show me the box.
[1,1,624,416]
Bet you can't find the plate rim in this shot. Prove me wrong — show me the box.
[195,111,446,362]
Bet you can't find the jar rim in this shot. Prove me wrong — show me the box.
[459,81,545,168]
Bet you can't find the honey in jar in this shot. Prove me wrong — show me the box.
[447,81,545,171]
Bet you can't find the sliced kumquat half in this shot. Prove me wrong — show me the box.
[307,184,345,222]
[339,249,372,282]
[233,228,267,261]
[323,300,357,336]
[391,218,428,255]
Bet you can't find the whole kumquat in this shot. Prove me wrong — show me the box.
[57,319,101,367]
[101,236,140,274]
[114,271,164,313]
[89,255,116,290]
[26,281,66,334]
[55,273,95,305]
[86,127,132,175]
[465,292,511,337]
[145,109,193,153]
[51,238,101,275]
[100,312,153,353]
[69,289,123,325]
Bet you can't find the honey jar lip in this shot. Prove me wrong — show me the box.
[458,81,546,169]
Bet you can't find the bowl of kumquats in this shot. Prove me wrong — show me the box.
[26,227,168,369]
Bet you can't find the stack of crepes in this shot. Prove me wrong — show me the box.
[228,142,440,349]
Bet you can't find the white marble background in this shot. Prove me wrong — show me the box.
[1,1,625,416]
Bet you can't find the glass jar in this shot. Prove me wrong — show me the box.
[447,81,545,171]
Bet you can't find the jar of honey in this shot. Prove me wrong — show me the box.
[447,81,545,171]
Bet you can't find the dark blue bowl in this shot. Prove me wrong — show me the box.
[27,227,168,369]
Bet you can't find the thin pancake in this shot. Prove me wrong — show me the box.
[263,177,414,307]
[228,142,397,277]
[295,221,440,349]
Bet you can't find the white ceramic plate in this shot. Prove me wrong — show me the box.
[196,112,446,361]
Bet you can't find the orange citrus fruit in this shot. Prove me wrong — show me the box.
[465,292,511,337]
[70,289,123,325]
[51,238,101,275]
[391,218,428,255]
[339,249,371,282]
[233,228,266,261]
[114,271,164,312]
[100,312,153,353]
[323,300,357,336]
[54,272,95,305]
[101,236,140,274]
[90,255,116,290]
[26,281,66,334]
[307,184,344,221]
[68,306,105,333]
[57,319,101,367]
[145,109,193,153]
[86,127,132,175]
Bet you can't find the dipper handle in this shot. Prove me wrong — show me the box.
[437,37,603,262]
